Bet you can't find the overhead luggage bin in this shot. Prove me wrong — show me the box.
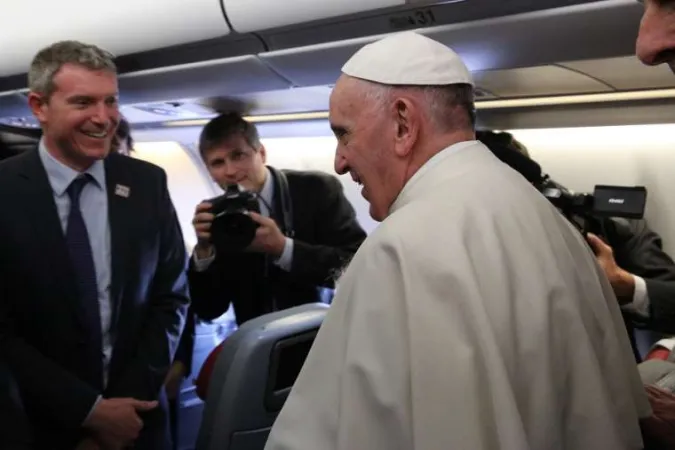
[254,0,604,51]
[0,0,231,77]
[560,56,675,91]
[259,0,643,89]
[222,0,410,34]
[472,66,614,98]
[118,55,293,106]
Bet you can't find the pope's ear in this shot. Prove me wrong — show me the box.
[393,97,420,158]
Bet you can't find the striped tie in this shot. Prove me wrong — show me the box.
[66,175,103,389]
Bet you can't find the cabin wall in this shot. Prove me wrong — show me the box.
[131,122,675,258]
[513,124,675,257]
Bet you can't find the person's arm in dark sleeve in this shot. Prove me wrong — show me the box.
[0,260,100,430]
[173,308,195,377]
[289,175,367,287]
[106,170,190,400]
[608,218,675,333]
[187,250,243,321]
[642,279,675,333]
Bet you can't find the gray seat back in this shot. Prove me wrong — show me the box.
[196,303,329,450]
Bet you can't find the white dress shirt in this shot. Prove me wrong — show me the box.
[621,275,650,318]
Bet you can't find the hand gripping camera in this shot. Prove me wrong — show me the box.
[207,184,261,252]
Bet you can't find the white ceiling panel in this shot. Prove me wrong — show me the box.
[0,0,230,77]
[560,56,675,91]
[473,66,613,98]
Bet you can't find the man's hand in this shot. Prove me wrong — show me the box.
[586,233,636,303]
[164,361,187,401]
[245,212,286,257]
[83,398,158,448]
[641,385,675,448]
[192,202,215,259]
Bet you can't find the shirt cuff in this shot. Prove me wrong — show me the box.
[273,238,294,272]
[193,248,216,272]
[83,395,102,426]
[620,275,650,318]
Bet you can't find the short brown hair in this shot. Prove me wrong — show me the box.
[112,117,134,155]
[198,112,261,158]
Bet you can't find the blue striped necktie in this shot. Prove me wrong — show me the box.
[65,174,103,389]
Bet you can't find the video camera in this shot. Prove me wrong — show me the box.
[483,137,649,238]
[207,184,261,252]
[539,176,648,236]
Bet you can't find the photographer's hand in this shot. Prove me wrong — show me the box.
[586,233,635,303]
[192,202,215,258]
[246,212,286,257]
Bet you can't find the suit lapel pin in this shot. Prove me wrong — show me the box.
[114,184,130,198]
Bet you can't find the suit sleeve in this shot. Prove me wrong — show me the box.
[107,170,190,400]
[612,219,675,333]
[290,175,367,287]
[173,307,195,376]
[644,279,675,333]
[0,268,100,430]
[187,251,242,321]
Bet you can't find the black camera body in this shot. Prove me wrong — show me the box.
[540,177,647,236]
[208,184,261,252]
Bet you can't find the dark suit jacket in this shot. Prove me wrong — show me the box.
[188,168,366,325]
[602,217,675,358]
[0,149,190,449]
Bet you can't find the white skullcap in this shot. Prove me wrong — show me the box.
[342,31,474,87]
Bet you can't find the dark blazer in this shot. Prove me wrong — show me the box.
[0,149,190,449]
[606,218,675,334]
[188,168,366,324]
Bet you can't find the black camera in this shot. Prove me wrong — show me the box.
[540,177,647,236]
[207,184,261,252]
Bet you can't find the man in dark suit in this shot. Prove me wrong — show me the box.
[0,40,189,449]
[183,112,366,397]
[586,218,675,356]
[477,130,675,353]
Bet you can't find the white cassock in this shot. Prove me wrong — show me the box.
[264,141,651,450]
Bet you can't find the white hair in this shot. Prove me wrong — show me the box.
[357,79,475,131]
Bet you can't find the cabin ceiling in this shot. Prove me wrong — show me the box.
[1,0,668,129]
[3,54,672,129]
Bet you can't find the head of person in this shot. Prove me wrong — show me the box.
[475,129,545,187]
[636,0,675,69]
[112,117,134,155]
[330,31,476,221]
[27,40,119,171]
[198,112,267,193]
[475,129,529,158]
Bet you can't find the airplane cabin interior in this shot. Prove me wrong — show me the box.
[3,0,675,448]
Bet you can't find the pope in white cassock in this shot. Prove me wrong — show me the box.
[264,31,651,450]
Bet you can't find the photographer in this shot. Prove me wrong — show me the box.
[476,130,675,354]
[187,112,366,394]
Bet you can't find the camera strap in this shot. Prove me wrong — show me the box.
[268,166,295,238]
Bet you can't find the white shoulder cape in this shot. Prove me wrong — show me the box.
[265,141,650,450]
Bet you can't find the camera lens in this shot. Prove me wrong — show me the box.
[211,212,258,252]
